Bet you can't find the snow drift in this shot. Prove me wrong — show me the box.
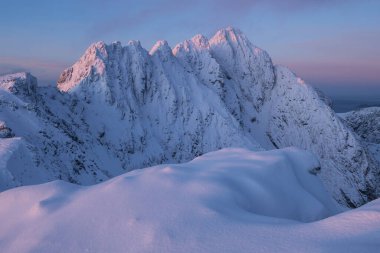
[4,148,378,253]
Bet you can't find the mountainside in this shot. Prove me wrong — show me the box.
[0,27,378,207]
[339,107,380,144]
[339,107,380,174]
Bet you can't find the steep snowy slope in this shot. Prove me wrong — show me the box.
[0,73,125,186]
[265,66,377,207]
[173,30,275,147]
[56,38,260,168]
[0,27,378,207]
[339,107,380,172]
[3,148,371,253]
[0,40,260,190]
[339,107,380,144]
[0,72,37,100]
[173,27,378,206]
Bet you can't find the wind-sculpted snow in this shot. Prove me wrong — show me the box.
[3,148,369,253]
[0,27,378,207]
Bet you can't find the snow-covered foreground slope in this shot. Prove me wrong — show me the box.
[0,27,378,207]
[5,148,378,253]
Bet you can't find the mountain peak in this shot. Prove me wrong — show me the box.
[57,41,108,92]
[47,28,380,207]
[128,40,142,48]
[0,72,37,97]
[224,26,243,34]
[84,41,108,59]
[191,34,209,48]
[112,41,122,46]
[0,72,31,82]
[149,40,172,56]
[172,34,209,56]
[210,26,245,44]
[90,41,107,49]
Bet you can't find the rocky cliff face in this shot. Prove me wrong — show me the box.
[0,27,378,207]
[173,28,378,206]
[339,107,380,145]
[339,107,380,200]
[266,67,377,207]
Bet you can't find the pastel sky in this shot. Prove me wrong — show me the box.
[0,0,379,99]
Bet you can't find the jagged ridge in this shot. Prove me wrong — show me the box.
[0,27,378,207]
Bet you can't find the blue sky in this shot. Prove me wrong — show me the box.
[0,0,379,98]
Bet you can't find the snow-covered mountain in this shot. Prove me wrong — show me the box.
[339,107,380,145]
[339,107,380,178]
[0,27,378,207]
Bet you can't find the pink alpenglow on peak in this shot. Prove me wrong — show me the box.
[149,40,172,56]
[0,27,378,208]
